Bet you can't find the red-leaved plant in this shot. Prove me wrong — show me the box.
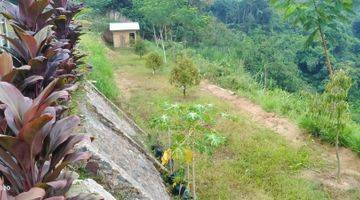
[0,0,97,199]
[0,52,31,84]
[0,79,91,198]
[1,0,54,33]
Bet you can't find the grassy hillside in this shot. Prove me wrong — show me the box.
[77,0,360,154]
[79,33,360,199]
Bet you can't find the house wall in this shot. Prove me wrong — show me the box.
[112,31,136,48]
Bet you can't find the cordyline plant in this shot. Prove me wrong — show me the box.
[0,52,31,83]
[51,0,85,72]
[0,28,57,91]
[1,0,54,33]
[1,25,78,97]
[0,1,82,96]
[0,0,96,198]
[0,51,56,101]
[0,79,91,196]
[51,0,84,43]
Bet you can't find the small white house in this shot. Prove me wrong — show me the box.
[109,22,140,48]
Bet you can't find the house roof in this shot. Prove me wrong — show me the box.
[109,22,140,31]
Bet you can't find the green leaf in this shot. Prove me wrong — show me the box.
[305,29,318,48]
[205,133,226,147]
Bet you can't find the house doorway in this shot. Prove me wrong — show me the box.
[129,32,136,41]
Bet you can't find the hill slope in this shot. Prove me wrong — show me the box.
[80,33,360,199]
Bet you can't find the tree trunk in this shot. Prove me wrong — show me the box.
[183,86,187,97]
[159,27,167,63]
[153,25,159,47]
[336,129,341,181]
[164,26,168,41]
[152,68,155,75]
[264,64,268,90]
[318,24,334,76]
[192,141,197,200]
[167,128,173,173]
[170,27,173,42]
[333,102,341,181]
[187,163,190,189]
[192,158,197,199]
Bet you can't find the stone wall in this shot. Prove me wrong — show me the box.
[76,82,170,199]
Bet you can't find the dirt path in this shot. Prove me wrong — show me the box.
[201,81,305,147]
[200,81,360,192]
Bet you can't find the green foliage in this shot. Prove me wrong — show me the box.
[170,55,201,96]
[325,71,352,124]
[81,0,112,12]
[151,103,226,156]
[300,70,359,151]
[77,0,131,13]
[151,103,226,199]
[133,39,147,58]
[145,52,164,74]
[133,0,174,27]
[80,33,120,102]
[211,0,273,32]
[92,44,355,199]
[271,0,355,75]
[302,70,353,178]
[271,0,353,43]
[133,0,209,43]
[353,20,360,38]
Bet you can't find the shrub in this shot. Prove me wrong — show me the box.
[170,55,201,96]
[301,70,353,179]
[145,52,164,75]
[133,39,147,58]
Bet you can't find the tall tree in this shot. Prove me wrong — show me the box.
[133,0,177,63]
[271,0,354,76]
[133,0,208,61]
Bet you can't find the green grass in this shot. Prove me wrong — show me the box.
[196,117,329,200]
[168,41,360,154]
[78,33,120,102]
[195,52,360,154]
[80,34,360,199]
[84,39,336,199]
[68,80,86,115]
[113,50,334,199]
